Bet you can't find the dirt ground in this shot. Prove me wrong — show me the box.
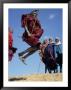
[9,73,62,81]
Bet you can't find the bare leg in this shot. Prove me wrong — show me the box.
[18,47,36,56]
[48,69,51,73]
[45,65,47,73]
[18,47,32,56]
[60,65,62,73]
[19,46,38,62]
[22,48,37,59]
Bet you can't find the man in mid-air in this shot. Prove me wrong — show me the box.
[18,10,44,63]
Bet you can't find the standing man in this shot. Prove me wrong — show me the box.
[55,37,62,72]
[44,37,57,73]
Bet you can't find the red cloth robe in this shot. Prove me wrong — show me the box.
[21,14,43,46]
[9,31,13,61]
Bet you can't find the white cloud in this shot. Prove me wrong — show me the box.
[49,14,55,20]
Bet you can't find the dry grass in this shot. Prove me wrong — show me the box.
[9,73,62,81]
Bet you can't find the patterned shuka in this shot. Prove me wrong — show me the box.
[9,30,13,61]
[21,13,43,46]
[18,10,44,61]
[9,29,17,61]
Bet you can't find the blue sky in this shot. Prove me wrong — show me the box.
[8,9,62,77]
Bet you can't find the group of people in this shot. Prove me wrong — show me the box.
[39,37,62,73]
